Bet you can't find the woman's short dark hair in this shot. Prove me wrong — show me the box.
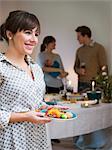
[75,26,92,38]
[0,10,40,42]
[40,36,56,52]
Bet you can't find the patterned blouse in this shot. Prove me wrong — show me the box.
[0,53,49,150]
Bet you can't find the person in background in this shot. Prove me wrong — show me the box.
[37,36,68,144]
[74,26,107,93]
[0,10,51,150]
[73,26,108,149]
[37,36,68,94]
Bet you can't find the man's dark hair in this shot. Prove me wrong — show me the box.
[75,26,92,38]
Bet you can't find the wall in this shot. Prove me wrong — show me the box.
[0,1,19,53]
[0,1,111,91]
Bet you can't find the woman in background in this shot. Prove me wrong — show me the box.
[0,10,51,150]
[37,36,68,94]
[37,36,68,144]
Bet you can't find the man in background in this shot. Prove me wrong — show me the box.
[73,26,108,149]
[74,25,107,92]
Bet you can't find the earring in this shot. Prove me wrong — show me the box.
[9,37,12,40]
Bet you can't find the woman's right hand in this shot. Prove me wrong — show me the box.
[24,111,51,124]
[60,71,68,78]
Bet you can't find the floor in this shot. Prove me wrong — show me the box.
[52,127,112,150]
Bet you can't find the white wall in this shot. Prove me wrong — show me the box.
[0,1,19,53]
[0,1,111,91]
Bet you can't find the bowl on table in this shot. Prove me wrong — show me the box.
[86,91,102,104]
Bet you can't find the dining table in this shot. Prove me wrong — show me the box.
[46,100,112,150]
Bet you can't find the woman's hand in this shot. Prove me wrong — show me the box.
[60,71,68,78]
[9,111,51,124]
[25,111,51,124]
[48,105,69,110]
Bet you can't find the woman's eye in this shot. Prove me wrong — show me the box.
[25,31,31,35]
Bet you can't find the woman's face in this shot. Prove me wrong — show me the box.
[47,41,56,51]
[9,27,39,55]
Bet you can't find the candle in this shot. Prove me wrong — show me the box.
[92,81,95,91]
[84,102,89,107]
[68,80,72,86]
[81,101,89,108]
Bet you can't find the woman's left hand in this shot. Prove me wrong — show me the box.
[48,105,69,110]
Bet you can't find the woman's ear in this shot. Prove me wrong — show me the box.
[6,30,13,40]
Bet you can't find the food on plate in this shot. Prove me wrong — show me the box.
[66,112,74,119]
[46,108,61,118]
[45,108,74,119]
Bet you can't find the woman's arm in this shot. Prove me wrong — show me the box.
[42,66,63,73]
[9,111,51,124]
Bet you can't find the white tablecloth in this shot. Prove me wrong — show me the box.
[47,102,112,139]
